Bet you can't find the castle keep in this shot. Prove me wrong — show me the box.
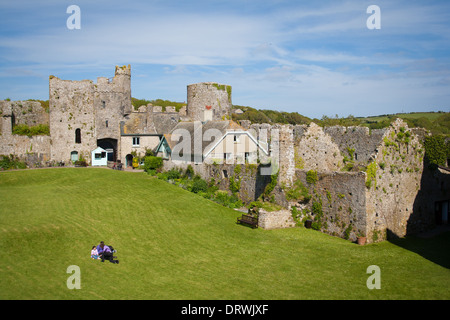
[1,65,448,243]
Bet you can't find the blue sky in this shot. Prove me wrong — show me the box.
[0,0,449,118]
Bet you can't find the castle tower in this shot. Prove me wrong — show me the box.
[94,65,132,161]
[48,65,132,163]
[49,75,96,163]
[186,82,232,122]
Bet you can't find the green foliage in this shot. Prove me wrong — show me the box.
[131,97,186,112]
[74,160,87,167]
[306,170,318,185]
[212,190,243,209]
[229,175,241,194]
[184,165,194,179]
[232,105,311,125]
[191,178,208,194]
[0,154,27,170]
[366,161,377,189]
[263,172,278,198]
[346,147,355,160]
[423,135,449,169]
[344,224,353,240]
[311,200,324,231]
[144,156,163,173]
[166,168,181,180]
[12,124,50,137]
[285,180,311,202]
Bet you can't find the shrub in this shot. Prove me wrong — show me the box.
[423,135,448,169]
[263,172,278,198]
[166,168,181,180]
[12,124,50,137]
[144,156,163,173]
[285,180,310,202]
[213,191,243,209]
[74,160,87,167]
[0,155,27,170]
[306,170,318,185]
[191,178,208,194]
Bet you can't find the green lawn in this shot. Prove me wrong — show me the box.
[0,168,449,300]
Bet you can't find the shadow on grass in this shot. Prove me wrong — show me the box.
[388,230,450,269]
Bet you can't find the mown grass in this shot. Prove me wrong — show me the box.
[0,168,449,300]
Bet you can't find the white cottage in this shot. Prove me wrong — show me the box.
[91,146,108,166]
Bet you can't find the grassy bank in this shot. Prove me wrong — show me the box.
[0,168,449,299]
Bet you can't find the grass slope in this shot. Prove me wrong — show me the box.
[0,168,449,300]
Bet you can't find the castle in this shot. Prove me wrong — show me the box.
[1,65,448,243]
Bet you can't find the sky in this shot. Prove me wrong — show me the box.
[0,0,449,119]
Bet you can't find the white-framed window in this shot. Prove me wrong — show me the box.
[132,137,140,147]
[233,134,240,143]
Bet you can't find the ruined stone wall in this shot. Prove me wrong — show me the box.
[293,122,344,172]
[0,100,50,165]
[0,100,49,130]
[364,119,430,241]
[187,82,232,122]
[290,170,367,241]
[324,126,386,164]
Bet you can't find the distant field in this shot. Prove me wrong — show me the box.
[359,112,446,122]
[0,168,449,300]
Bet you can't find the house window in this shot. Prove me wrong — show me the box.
[233,135,240,143]
[102,101,106,108]
[75,128,81,144]
[245,152,250,163]
[94,153,102,160]
[105,120,108,128]
[223,153,232,162]
[132,137,140,147]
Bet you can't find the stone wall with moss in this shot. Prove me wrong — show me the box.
[364,119,431,241]
[289,170,367,241]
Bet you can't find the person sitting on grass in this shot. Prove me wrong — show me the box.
[100,242,119,264]
[91,246,100,260]
[96,241,106,258]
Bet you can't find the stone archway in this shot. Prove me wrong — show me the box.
[97,138,117,162]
